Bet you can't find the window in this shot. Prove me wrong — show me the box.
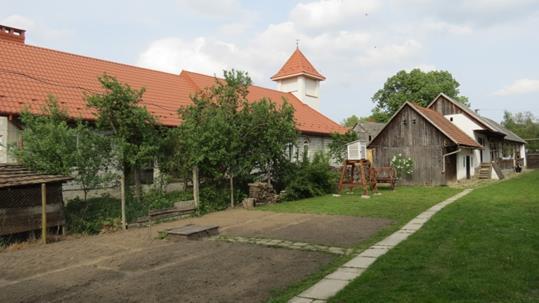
[450,117,454,122]
[412,119,417,125]
[303,139,310,159]
[403,119,408,126]
[368,135,372,142]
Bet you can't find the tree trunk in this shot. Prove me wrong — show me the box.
[120,172,127,230]
[133,167,143,202]
[192,166,199,209]
[230,175,234,208]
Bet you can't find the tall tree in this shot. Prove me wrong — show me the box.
[341,115,360,128]
[87,75,161,228]
[372,69,469,122]
[177,70,297,207]
[14,96,111,200]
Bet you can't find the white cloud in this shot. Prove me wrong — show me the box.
[176,0,244,17]
[358,40,423,67]
[1,14,72,42]
[494,79,539,96]
[290,0,379,29]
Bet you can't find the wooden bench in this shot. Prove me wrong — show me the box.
[129,200,196,228]
[370,167,396,191]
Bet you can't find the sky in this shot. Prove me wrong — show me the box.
[2,0,539,123]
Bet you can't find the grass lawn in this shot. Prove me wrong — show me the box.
[330,170,539,303]
[262,185,461,302]
[262,186,461,227]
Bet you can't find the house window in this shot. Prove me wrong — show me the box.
[368,135,372,141]
[412,119,416,125]
[403,119,408,126]
[303,139,310,159]
[450,117,454,122]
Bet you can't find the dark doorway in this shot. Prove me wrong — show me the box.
[466,156,471,179]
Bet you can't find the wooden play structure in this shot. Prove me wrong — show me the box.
[338,160,396,196]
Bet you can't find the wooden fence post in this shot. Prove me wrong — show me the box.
[192,166,199,209]
[120,172,127,230]
[41,183,47,244]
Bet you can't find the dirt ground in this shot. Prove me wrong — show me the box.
[0,209,391,303]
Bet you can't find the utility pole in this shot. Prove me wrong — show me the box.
[41,183,47,244]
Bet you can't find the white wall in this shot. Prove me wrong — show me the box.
[0,116,21,164]
[456,149,475,180]
[276,76,320,112]
[444,113,483,139]
[0,116,7,163]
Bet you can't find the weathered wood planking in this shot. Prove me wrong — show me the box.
[369,105,457,185]
[0,183,66,236]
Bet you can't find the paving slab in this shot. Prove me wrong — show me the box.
[300,278,350,300]
[326,267,364,281]
[343,256,377,269]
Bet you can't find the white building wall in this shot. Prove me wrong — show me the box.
[276,76,320,112]
[444,113,483,139]
[0,116,8,163]
[0,116,21,164]
[456,149,476,180]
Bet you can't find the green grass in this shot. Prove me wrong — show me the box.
[262,186,461,226]
[330,170,539,303]
[263,185,461,302]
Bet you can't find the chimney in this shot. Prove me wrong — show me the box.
[0,25,26,43]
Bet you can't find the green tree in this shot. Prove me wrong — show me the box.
[502,111,539,151]
[87,74,161,227]
[14,96,111,200]
[177,70,297,207]
[372,69,469,122]
[341,115,360,128]
[327,130,358,164]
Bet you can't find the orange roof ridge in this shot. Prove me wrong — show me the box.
[271,48,326,81]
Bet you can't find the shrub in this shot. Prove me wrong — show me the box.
[284,152,338,201]
[65,190,193,234]
[390,153,414,179]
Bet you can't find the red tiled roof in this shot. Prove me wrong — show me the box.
[0,39,345,135]
[409,103,481,148]
[271,48,326,81]
[181,71,346,135]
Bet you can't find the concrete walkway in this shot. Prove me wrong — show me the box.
[290,188,474,303]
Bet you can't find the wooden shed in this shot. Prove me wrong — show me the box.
[0,165,72,236]
[368,102,481,185]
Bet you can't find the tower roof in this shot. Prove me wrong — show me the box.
[271,48,326,81]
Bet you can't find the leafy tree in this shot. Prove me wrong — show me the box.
[327,130,358,164]
[87,75,161,227]
[502,111,539,151]
[177,70,297,207]
[14,96,111,200]
[341,115,360,128]
[372,69,469,122]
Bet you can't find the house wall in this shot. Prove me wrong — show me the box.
[0,116,21,164]
[444,113,483,139]
[456,148,475,180]
[277,76,320,111]
[369,105,451,185]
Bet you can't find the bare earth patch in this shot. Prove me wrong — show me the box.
[0,209,390,302]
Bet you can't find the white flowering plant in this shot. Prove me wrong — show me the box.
[390,153,414,179]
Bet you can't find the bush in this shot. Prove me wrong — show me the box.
[65,190,193,234]
[283,152,338,201]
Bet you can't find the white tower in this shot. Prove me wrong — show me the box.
[271,47,326,112]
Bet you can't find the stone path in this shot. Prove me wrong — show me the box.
[213,235,354,255]
[289,188,474,303]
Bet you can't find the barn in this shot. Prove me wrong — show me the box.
[368,102,481,185]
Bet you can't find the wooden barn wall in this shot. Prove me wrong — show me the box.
[430,97,467,116]
[370,106,455,185]
[0,183,65,236]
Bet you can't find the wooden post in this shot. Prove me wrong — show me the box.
[41,183,47,244]
[192,166,199,209]
[230,175,234,208]
[120,172,127,230]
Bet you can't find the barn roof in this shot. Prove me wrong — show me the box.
[0,37,345,136]
[0,164,72,189]
[368,102,481,148]
[410,103,482,148]
[270,48,326,81]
